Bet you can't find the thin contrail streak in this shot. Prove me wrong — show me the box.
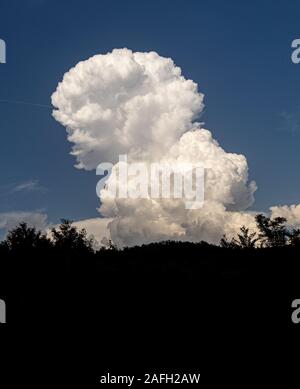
[0,99,52,109]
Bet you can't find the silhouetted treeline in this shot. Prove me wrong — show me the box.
[1,213,299,258]
[0,215,299,338]
[221,214,300,248]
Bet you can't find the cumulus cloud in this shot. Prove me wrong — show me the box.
[52,49,203,168]
[73,217,112,247]
[52,48,299,247]
[0,211,49,238]
[270,204,300,229]
[0,210,111,248]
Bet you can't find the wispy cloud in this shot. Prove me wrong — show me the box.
[278,109,300,135]
[11,180,45,194]
[0,180,47,197]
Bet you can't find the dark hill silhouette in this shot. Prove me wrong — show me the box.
[0,215,298,329]
[0,216,299,382]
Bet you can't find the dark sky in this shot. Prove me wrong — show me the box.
[0,0,300,225]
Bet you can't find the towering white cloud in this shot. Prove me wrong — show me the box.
[51,48,272,247]
[52,49,203,168]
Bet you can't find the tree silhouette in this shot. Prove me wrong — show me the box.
[0,240,9,256]
[100,237,117,251]
[220,234,239,249]
[288,228,300,247]
[220,226,259,249]
[255,214,288,247]
[5,222,51,252]
[236,226,259,248]
[51,219,94,255]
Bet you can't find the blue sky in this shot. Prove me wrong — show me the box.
[0,0,300,227]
